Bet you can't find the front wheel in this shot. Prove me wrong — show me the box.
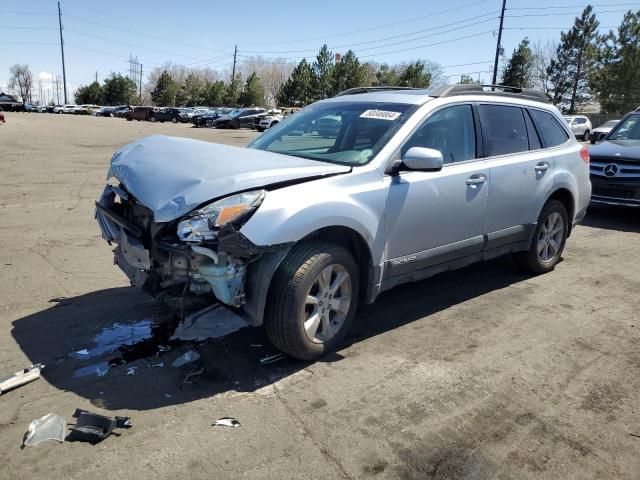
[265,241,359,360]
[150,116,156,123]
[515,200,568,274]
[171,117,178,123]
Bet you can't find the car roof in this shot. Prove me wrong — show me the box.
[325,89,433,105]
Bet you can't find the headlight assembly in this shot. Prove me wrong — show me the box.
[177,190,265,242]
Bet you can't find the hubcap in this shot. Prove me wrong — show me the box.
[303,264,352,344]
[537,212,564,263]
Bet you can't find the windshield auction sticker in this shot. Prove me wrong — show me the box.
[360,109,401,120]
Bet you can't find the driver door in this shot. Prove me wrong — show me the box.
[383,104,489,279]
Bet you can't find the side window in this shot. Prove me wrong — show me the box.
[478,104,528,156]
[402,104,476,164]
[529,109,570,147]
[523,110,542,150]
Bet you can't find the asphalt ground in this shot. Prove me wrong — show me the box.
[0,112,638,479]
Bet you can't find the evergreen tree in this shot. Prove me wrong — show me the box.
[590,9,640,113]
[240,72,266,106]
[203,80,226,106]
[375,63,399,86]
[224,74,243,106]
[547,6,599,113]
[277,59,314,106]
[102,73,137,105]
[501,38,534,88]
[458,74,477,84]
[312,44,334,101]
[179,72,205,106]
[74,81,103,104]
[331,50,366,95]
[151,71,178,106]
[397,61,432,87]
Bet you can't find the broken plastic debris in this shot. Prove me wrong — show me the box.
[170,304,249,341]
[260,353,285,364]
[68,409,131,444]
[171,350,201,367]
[213,417,241,428]
[0,363,44,395]
[126,367,137,376]
[73,362,110,378]
[23,413,66,447]
[183,366,204,384]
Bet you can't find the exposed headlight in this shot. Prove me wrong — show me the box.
[177,190,265,242]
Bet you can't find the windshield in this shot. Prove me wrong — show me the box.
[607,114,640,140]
[602,120,619,128]
[248,101,416,165]
[229,109,246,118]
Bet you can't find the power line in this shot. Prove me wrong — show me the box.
[505,9,631,18]
[508,2,639,10]
[240,0,490,47]
[240,12,499,55]
[63,14,230,55]
[0,25,57,30]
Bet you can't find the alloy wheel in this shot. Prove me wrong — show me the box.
[537,212,564,263]
[303,264,352,344]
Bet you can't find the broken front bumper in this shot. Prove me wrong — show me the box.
[95,185,248,309]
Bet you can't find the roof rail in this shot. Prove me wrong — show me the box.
[336,86,421,96]
[430,84,550,103]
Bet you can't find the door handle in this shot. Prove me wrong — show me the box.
[466,174,487,186]
[535,162,550,172]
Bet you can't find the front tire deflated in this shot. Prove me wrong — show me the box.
[265,241,359,361]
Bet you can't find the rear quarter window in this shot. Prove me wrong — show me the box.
[529,109,570,147]
[478,104,529,156]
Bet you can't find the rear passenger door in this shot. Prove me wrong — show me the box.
[479,104,555,249]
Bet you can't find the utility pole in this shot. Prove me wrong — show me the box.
[139,63,143,103]
[95,71,98,83]
[57,1,68,103]
[492,0,507,86]
[231,45,238,82]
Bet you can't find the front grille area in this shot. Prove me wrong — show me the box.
[592,185,636,199]
[590,158,640,178]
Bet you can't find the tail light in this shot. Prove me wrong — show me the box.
[580,147,590,164]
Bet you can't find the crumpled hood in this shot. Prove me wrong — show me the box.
[107,135,350,222]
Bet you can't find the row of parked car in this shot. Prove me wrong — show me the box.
[564,115,623,144]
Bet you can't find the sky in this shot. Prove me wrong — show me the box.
[0,0,635,103]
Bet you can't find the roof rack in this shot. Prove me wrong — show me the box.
[429,84,550,103]
[336,86,421,96]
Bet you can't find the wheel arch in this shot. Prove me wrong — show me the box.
[545,188,575,235]
[242,225,375,327]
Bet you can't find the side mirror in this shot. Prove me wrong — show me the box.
[402,147,444,172]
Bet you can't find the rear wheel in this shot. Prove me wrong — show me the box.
[515,200,568,274]
[205,119,214,128]
[265,241,359,360]
[582,130,590,141]
[171,117,178,123]
[150,116,156,123]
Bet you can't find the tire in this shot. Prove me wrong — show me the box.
[150,116,156,123]
[590,136,596,144]
[256,127,265,132]
[171,117,178,123]
[205,119,214,128]
[265,241,360,361]
[109,112,114,118]
[582,130,590,141]
[515,200,568,274]
[126,117,133,121]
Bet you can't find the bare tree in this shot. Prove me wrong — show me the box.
[8,64,33,102]
[531,39,558,98]
[238,56,295,106]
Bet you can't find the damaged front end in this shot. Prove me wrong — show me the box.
[96,183,281,324]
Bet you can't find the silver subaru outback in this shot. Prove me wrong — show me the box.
[96,84,591,360]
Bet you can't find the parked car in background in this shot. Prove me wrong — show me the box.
[588,111,640,207]
[564,115,592,141]
[255,110,283,131]
[180,107,211,122]
[70,104,101,115]
[53,104,72,114]
[590,119,620,144]
[114,106,132,118]
[151,107,182,123]
[95,84,590,360]
[97,106,117,117]
[192,108,233,127]
[215,108,267,128]
[125,106,156,121]
[62,104,77,114]
[0,108,5,123]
